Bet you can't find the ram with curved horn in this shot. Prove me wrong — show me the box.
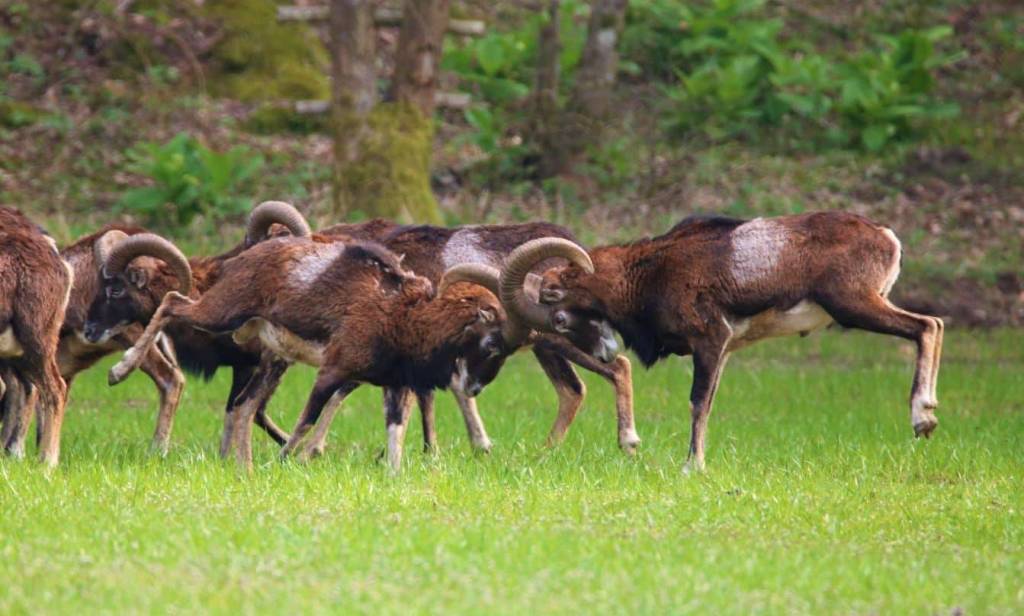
[83,201,325,454]
[100,234,511,472]
[523,212,945,473]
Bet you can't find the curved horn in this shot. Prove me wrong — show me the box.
[499,238,593,331]
[245,200,311,246]
[438,263,500,297]
[104,233,193,295]
[439,264,531,346]
[94,230,129,275]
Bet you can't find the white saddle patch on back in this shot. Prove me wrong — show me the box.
[442,228,497,269]
[289,243,346,290]
[729,218,791,287]
[233,318,324,366]
[0,325,24,358]
[727,300,833,351]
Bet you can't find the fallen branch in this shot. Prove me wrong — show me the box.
[289,91,471,114]
[277,5,486,36]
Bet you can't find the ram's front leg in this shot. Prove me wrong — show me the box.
[384,387,416,473]
[684,339,730,475]
[449,376,492,453]
[109,292,194,385]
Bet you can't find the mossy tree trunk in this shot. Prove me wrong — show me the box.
[330,0,446,223]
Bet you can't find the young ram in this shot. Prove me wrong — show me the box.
[499,212,944,472]
[100,235,511,470]
[0,207,73,467]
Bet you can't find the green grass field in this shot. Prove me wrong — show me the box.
[1,330,1022,614]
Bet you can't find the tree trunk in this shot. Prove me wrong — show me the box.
[533,0,564,179]
[390,0,452,117]
[330,0,445,222]
[570,0,627,124]
[330,0,377,216]
[539,0,627,178]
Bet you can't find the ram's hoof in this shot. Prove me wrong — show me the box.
[619,430,641,456]
[913,417,938,439]
[108,353,136,385]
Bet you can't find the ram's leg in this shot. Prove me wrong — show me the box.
[32,357,68,469]
[298,387,351,460]
[231,355,289,471]
[1,374,32,459]
[254,404,289,446]
[534,336,640,453]
[928,316,944,406]
[109,292,194,385]
[384,387,416,473]
[684,338,730,475]
[416,390,438,454]
[532,343,586,447]
[449,376,492,453]
[280,369,357,459]
[219,365,254,458]
[819,291,941,438]
[137,341,186,456]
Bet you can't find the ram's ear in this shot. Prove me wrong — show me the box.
[127,267,149,289]
[539,286,565,304]
[478,306,497,323]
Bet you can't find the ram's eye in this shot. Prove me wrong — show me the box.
[108,285,125,299]
[552,311,570,332]
[482,336,501,357]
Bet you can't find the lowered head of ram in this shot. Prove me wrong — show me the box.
[83,231,192,344]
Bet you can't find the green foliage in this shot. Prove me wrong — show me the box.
[443,2,588,106]
[117,133,264,227]
[444,1,590,182]
[626,0,963,151]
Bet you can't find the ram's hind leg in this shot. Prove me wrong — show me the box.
[231,354,289,471]
[33,357,68,468]
[280,369,357,459]
[819,291,940,437]
[416,390,438,454]
[109,292,195,385]
[1,373,33,459]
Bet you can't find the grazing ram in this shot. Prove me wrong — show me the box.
[82,201,313,453]
[298,221,639,458]
[500,212,944,472]
[0,206,73,467]
[100,235,511,471]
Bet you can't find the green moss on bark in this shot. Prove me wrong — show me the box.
[334,103,442,224]
[202,0,328,101]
